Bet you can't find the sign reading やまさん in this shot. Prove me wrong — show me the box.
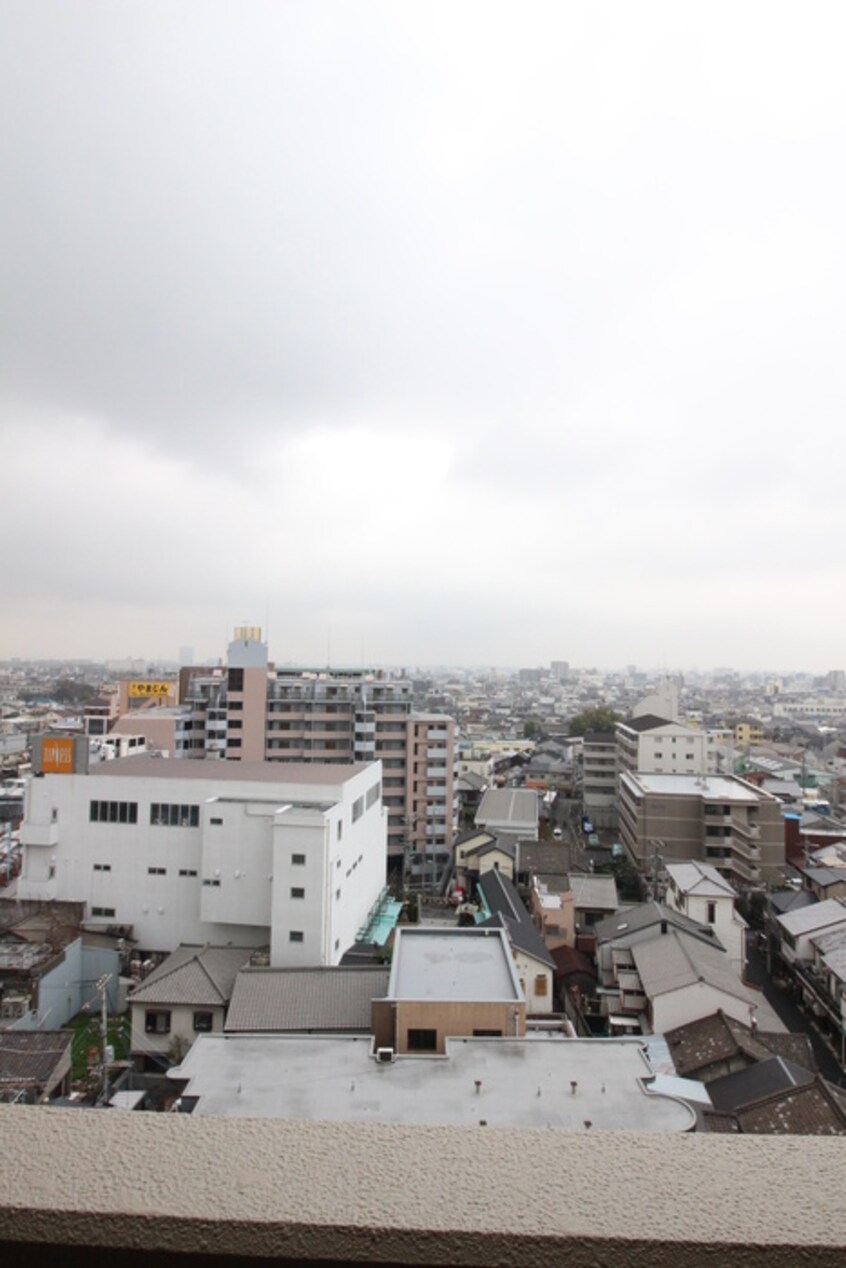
[128,681,172,698]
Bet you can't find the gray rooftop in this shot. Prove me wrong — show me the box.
[170,1034,695,1132]
[776,898,846,938]
[87,756,373,786]
[388,927,522,1001]
[476,788,539,828]
[621,772,765,802]
[129,945,254,1006]
[226,967,389,1033]
[665,862,737,899]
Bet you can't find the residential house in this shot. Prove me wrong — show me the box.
[663,861,747,974]
[225,966,389,1034]
[476,869,555,1013]
[664,1010,815,1084]
[129,944,254,1070]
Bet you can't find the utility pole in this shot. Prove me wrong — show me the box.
[96,974,112,1104]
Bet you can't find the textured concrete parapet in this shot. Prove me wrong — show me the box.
[1,1105,845,1264]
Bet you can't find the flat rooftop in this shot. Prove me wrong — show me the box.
[75,756,375,786]
[171,1034,695,1132]
[622,773,764,802]
[388,927,521,1001]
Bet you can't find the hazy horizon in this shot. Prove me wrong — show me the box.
[4,3,846,671]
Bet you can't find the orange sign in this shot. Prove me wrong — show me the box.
[129,681,172,698]
[41,737,75,774]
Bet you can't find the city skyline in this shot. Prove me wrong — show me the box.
[3,3,846,670]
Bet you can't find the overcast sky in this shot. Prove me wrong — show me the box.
[2,2,845,672]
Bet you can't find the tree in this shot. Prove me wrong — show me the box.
[568,706,622,737]
[523,718,542,739]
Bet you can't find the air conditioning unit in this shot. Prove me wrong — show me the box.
[376,1047,396,1064]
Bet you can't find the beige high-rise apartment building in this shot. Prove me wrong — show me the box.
[174,629,457,868]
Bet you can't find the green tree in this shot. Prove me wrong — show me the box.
[523,717,542,739]
[568,706,621,736]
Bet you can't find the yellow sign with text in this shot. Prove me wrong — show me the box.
[128,681,172,698]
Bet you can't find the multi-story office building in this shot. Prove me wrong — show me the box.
[18,755,386,967]
[618,772,784,886]
[172,629,457,867]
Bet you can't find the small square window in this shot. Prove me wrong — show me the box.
[193,1011,214,1032]
[291,853,306,865]
[289,931,304,943]
[290,887,305,899]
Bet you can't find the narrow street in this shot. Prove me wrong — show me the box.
[745,941,846,1088]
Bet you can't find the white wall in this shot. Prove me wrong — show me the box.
[19,763,386,966]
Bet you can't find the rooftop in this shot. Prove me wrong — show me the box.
[387,927,522,1001]
[776,898,846,938]
[76,756,375,786]
[476,788,539,827]
[129,945,253,1007]
[621,772,766,802]
[170,1033,695,1132]
[665,862,738,899]
[226,966,390,1033]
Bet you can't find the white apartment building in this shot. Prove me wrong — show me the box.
[582,731,617,830]
[616,715,718,779]
[17,756,387,967]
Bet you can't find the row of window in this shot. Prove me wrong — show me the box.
[150,803,200,827]
[90,801,138,824]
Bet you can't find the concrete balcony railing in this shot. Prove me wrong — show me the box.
[1,1106,845,1264]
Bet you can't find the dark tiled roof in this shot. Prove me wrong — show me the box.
[705,1079,846,1135]
[707,1057,816,1112]
[665,1010,816,1080]
[478,870,555,969]
[0,1029,72,1088]
[226,966,389,1032]
[618,714,674,733]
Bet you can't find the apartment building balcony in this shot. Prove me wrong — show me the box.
[731,836,761,862]
[426,747,447,759]
[729,856,761,883]
[732,817,761,840]
[427,728,449,740]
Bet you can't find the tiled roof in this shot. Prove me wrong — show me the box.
[707,1056,816,1112]
[593,901,723,951]
[664,1010,816,1079]
[225,966,389,1032]
[705,1078,846,1135]
[129,945,254,1006]
[0,1029,72,1088]
[478,870,555,969]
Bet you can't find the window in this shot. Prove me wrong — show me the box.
[290,887,305,899]
[534,975,548,996]
[202,878,221,887]
[337,821,343,840]
[407,1028,437,1052]
[147,867,166,876]
[707,902,717,923]
[179,869,198,877]
[210,817,223,826]
[91,906,115,917]
[289,931,304,943]
[472,1030,502,1038]
[336,889,341,901]
[193,1011,214,1032]
[291,853,306,865]
[352,796,364,822]
[366,782,381,808]
[228,668,244,692]
[93,863,111,872]
[144,1010,171,1035]
[150,803,200,828]
[228,738,242,748]
[229,718,242,729]
[90,800,137,824]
